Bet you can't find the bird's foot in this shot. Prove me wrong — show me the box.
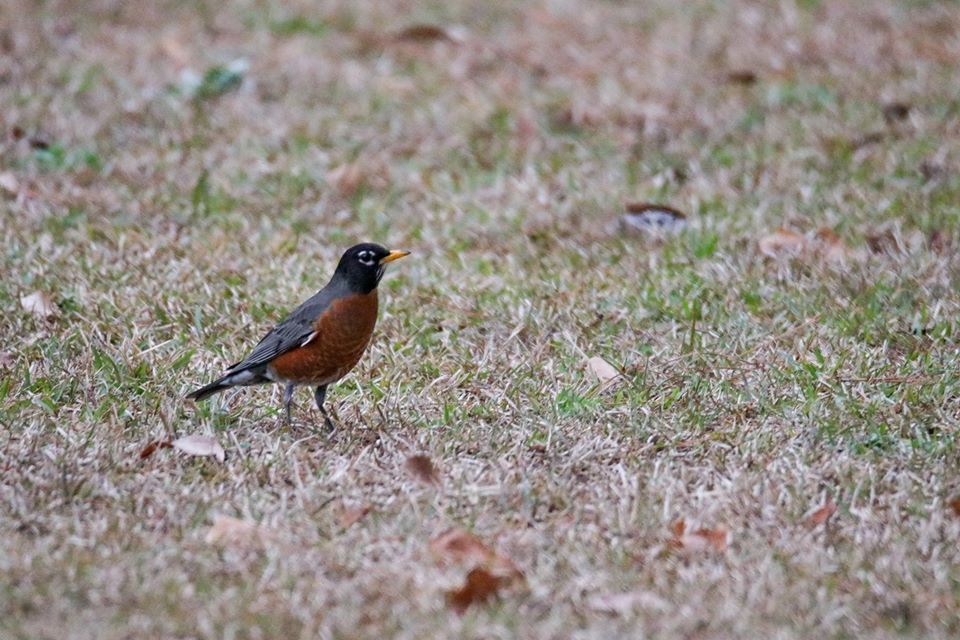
[320,410,336,434]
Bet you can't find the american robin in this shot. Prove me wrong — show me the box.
[186,243,410,429]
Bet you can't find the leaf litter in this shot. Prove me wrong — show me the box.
[804,497,838,528]
[20,291,59,319]
[171,435,225,463]
[405,454,440,484]
[587,356,620,385]
[205,515,275,549]
[668,519,729,554]
[429,527,524,613]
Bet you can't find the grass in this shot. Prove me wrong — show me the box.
[2,0,960,637]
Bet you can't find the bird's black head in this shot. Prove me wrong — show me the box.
[333,243,410,293]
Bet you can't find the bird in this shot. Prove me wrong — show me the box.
[186,242,410,429]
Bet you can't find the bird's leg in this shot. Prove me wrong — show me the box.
[283,382,295,425]
[315,385,335,432]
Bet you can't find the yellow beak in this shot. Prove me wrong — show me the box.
[380,250,411,264]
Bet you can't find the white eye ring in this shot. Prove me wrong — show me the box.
[357,251,376,266]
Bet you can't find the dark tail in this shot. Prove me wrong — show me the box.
[186,376,233,402]
[186,368,268,401]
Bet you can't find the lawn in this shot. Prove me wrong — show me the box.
[2,0,960,637]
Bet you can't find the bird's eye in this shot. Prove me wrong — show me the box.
[357,251,376,266]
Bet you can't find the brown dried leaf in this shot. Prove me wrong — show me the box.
[429,527,523,582]
[338,503,372,529]
[405,454,439,484]
[430,528,495,567]
[758,228,805,258]
[205,515,271,549]
[805,498,837,528]
[587,356,619,384]
[0,171,19,197]
[814,227,842,245]
[687,528,728,552]
[882,102,910,124]
[813,227,852,262]
[669,520,728,553]
[726,70,758,85]
[949,498,960,517]
[670,519,686,538]
[396,24,464,44]
[28,135,50,150]
[866,229,903,255]
[446,567,507,615]
[325,162,366,198]
[20,291,59,319]
[139,440,173,460]
[692,527,729,552]
[172,434,225,463]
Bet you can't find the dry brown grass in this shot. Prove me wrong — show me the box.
[3,0,960,637]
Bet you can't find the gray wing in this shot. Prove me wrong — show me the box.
[228,284,339,372]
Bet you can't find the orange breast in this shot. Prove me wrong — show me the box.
[269,290,379,385]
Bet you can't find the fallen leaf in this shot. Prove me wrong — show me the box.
[669,520,728,553]
[172,434,225,463]
[726,70,758,85]
[882,102,910,124]
[690,527,729,552]
[621,203,688,233]
[205,515,271,549]
[804,497,837,528]
[139,440,173,460]
[866,229,903,254]
[28,135,50,150]
[406,454,439,484]
[670,518,686,538]
[813,227,851,262]
[0,171,18,197]
[758,228,805,258]
[587,590,671,615]
[430,528,496,567]
[429,527,523,582]
[587,356,620,384]
[338,503,372,529]
[949,498,960,517]
[20,291,58,319]
[395,24,464,43]
[325,162,366,198]
[446,567,507,614]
